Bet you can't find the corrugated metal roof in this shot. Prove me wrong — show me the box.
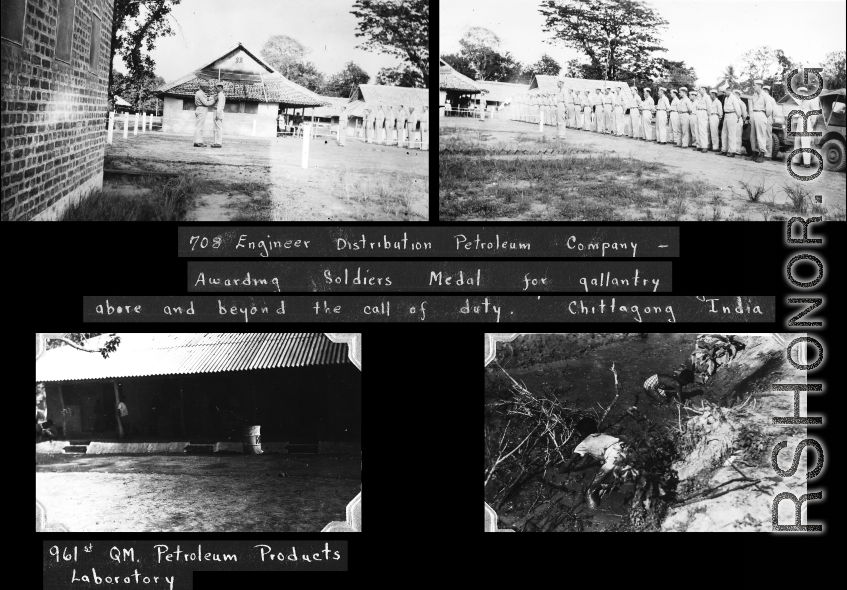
[35,333,350,382]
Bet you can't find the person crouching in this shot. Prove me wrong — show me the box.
[560,431,638,509]
[642,369,695,403]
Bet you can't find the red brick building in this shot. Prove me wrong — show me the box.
[1,0,114,221]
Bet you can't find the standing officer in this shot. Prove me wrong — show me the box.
[655,87,670,144]
[556,79,568,138]
[694,86,711,153]
[193,80,216,147]
[629,87,641,139]
[708,89,723,152]
[747,80,770,163]
[687,90,700,148]
[211,81,226,148]
[582,90,592,131]
[397,104,408,147]
[613,86,625,136]
[407,106,418,147]
[719,88,742,157]
[386,104,396,145]
[669,88,681,146]
[676,86,690,148]
[567,88,576,128]
[574,89,583,129]
[421,105,429,150]
[790,86,818,169]
[375,103,386,144]
[641,87,654,141]
[761,84,778,159]
[337,105,347,146]
[602,87,613,134]
[734,89,747,156]
[592,88,602,132]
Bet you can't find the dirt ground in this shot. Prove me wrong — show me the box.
[441,117,846,221]
[105,132,428,221]
[36,454,360,532]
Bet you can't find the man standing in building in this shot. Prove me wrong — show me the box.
[602,87,613,134]
[629,87,641,139]
[397,104,408,147]
[194,80,216,147]
[747,80,771,163]
[669,88,681,146]
[211,81,225,148]
[761,84,778,159]
[694,86,711,153]
[708,89,722,152]
[556,79,568,139]
[613,86,625,136]
[117,395,131,439]
[641,87,654,141]
[719,88,742,157]
[655,87,669,144]
[735,89,748,156]
[676,87,690,148]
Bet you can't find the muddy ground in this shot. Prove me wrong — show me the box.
[36,454,360,532]
[105,132,428,221]
[442,117,845,221]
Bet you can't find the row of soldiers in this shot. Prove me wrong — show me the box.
[340,104,429,148]
[513,79,807,165]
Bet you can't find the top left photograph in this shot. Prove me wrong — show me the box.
[1,0,430,221]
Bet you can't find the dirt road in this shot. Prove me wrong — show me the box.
[106,133,428,221]
[442,117,845,219]
[36,454,360,532]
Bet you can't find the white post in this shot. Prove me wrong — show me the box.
[301,124,311,168]
[107,111,114,144]
[133,112,139,136]
[141,112,146,133]
[123,112,129,139]
[539,108,544,133]
[252,119,256,137]
[149,114,153,132]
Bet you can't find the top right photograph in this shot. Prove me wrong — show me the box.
[439,0,846,221]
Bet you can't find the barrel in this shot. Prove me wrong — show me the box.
[242,425,263,455]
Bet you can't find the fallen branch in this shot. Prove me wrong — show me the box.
[597,362,620,431]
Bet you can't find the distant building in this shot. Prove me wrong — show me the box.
[345,84,429,137]
[473,81,529,110]
[1,0,116,221]
[35,333,362,452]
[156,43,329,137]
[439,57,486,112]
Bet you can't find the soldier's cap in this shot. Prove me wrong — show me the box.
[700,85,708,91]
[659,86,666,92]
[644,88,651,92]
[762,85,771,91]
[216,81,224,88]
[754,79,764,85]
[709,89,717,94]
[679,86,687,92]
[732,88,742,95]
[670,89,678,94]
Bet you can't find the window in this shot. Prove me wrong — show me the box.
[55,0,75,63]
[224,101,240,114]
[89,15,101,71]
[1,0,27,45]
[244,102,258,114]
[183,99,194,111]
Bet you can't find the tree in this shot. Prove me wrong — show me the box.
[42,333,121,359]
[109,0,182,107]
[110,69,164,112]
[325,62,371,98]
[539,0,668,81]
[524,54,562,78]
[289,61,326,94]
[717,64,740,90]
[822,50,845,89]
[351,0,429,87]
[739,45,778,88]
[376,65,424,87]
[653,58,697,91]
[260,35,309,78]
[441,53,476,79]
[564,59,584,78]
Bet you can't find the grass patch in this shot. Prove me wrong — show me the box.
[338,167,426,220]
[59,174,197,221]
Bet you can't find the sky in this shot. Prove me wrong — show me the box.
[439,0,846,84]
[115,0,407,83]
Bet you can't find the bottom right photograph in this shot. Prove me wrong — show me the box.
[484,333,812,532]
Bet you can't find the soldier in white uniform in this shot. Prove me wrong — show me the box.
[591,88,601,132]
[675,87,689,148]
[407,106,418,147]
[574,90,583,129]
[567,88,576,127]
[655,87,670,144]
[420,105,429,150]
[211,82,226,148]
[694,86,711,153]
[602,87,613,134]
[687,90,700,148]
[556,79,568,139]
[613,86,625,136]
[641,88,654,141]
[708,89,722,152]
[761,84,778,159]
[790,86,818,169]
[747,80,771,163]
[582,90,592,131]
[629,87,641,139]
[719,88,742,157]
[337,105,347,146]
[386,105,396,145]
[734,89,747,155]
[375,104,385,144]
[397,104,408,147]
[193,80,216,147]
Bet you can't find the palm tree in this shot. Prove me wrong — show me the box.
[718,65,739,90]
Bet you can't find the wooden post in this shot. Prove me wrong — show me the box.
[113,380,123,439]
[57,383,67,438]
[133,112,139,136]
[141,112,146,133]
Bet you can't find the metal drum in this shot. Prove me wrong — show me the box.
[242,425,262,455]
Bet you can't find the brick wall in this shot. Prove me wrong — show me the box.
[1,0,114,221]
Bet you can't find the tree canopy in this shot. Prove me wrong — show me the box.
[822,50,846,89]
[376,65,424,87]
[524,54,562,78]
[45,333,121,359]
[260,35,309,78]
[539,0,668,82]
[325,62,371,97]
[351,0,429,87]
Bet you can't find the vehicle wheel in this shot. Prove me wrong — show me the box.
[771,133,781,160]
[821,138,846,172]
